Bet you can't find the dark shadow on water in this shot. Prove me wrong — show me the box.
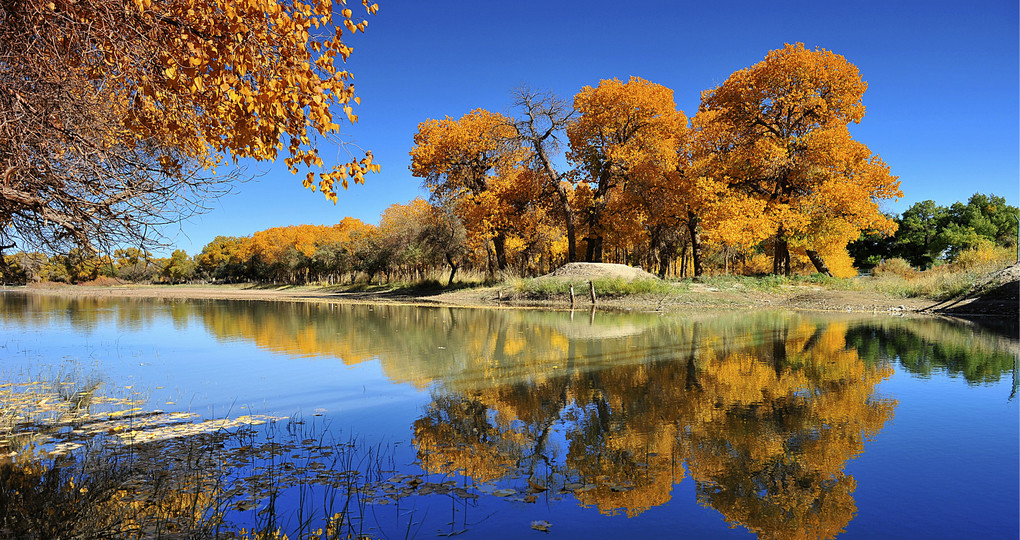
[928,280,1019,339]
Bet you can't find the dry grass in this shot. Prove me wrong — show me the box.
[860,247,1017,301]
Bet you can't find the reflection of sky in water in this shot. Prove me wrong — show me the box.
[1,292,1017,539]
[0,300,424,437]
[850,370,1019,538]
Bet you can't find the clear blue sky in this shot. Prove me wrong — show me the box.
[169,0,1019,255]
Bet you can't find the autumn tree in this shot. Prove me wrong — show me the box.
[410,109,524,272]
[512,87,579,262]
[567,77,687,262]
[420,202,469,285]
[113,247,157,281]
[196,236,251,282]
[1,0,379,256]
[699,43,901,275]
[309,217,367,284]
[378,198,445,281]
[161,249,196,284]
[2,252,48,283]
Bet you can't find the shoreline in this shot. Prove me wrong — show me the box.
[7,280,1006,317]
[6,279,1019,350]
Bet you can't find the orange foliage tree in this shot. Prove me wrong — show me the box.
[567,77,687,263]
[698,43,901,275]
[1,0,379,254]
[410,109,536,273]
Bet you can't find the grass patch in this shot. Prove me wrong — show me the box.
[793,273,857,290]
[509,277,682,298]
[861,245,1017,301]
[696,274,793,292]
[863,270,976,300]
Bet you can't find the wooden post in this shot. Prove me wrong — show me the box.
[588,280,596,305]
[569,284,575,308]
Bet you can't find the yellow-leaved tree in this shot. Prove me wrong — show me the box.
[699,43,901,275]
[1,0,379,255]
[409,109,531,273]
[567,77,686,263]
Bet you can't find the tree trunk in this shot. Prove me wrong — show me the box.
[446,253,459,286]
[805,249,833,276]
[485,241,495,276]
[584,236,603,263]
[687,213,703,278]
[585,197,605,262]
[493,233,508,271]
[555,182,577,262]
[773,228,791,276]
[657,244,674,279]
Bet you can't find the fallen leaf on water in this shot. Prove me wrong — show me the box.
[531,520,551,532]
[492,488,516,497]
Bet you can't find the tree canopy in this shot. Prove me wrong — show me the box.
[406,44,906,278]
[0,0,379,255]
[699,43,901,275]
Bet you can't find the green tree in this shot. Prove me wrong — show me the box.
[893,200,948,269]
[941,193,1019,260]
[161,250,196,284]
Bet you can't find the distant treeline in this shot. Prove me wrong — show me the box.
[0,193,1015,286]
[850,193,1017,270]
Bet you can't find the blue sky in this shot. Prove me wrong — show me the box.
[170,0,1019,255]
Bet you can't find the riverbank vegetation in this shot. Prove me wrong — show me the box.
[2,214,1013,306]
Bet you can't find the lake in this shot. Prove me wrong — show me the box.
[1,291,1017,539]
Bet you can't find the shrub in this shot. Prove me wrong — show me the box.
[872,258,917,279]
[952,242,1014,271]
[78,276,124,287]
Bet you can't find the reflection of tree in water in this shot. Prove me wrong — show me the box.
[412,318,898,539]
[565,351,691,517]
[0,292,163,333]
[844,318,1017,385]
[684,322,896,540]
[12,295,1006,537]
[413,395,524,483]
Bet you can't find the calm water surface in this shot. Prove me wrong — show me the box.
[1,291,1017,539]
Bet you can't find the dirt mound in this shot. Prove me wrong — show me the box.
[544,262,659,281]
